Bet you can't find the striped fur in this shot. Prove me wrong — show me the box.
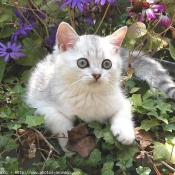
[120,48,175,99]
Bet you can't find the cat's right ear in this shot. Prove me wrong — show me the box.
[56,22,79,51]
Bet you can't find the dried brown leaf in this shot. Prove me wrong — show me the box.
[28,143,36,158]
[170,27,175,39]
[135,127,154,149]
[65,123,96,157]
[67,123,88,142]
[66,136,96,158]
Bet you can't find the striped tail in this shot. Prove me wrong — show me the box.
[121,48,175,99]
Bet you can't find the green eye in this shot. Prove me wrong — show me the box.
[77,58,89,68]
[102,59,112,69]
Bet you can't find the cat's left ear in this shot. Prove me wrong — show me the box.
[109,26,127,51]
[56,22,80,51]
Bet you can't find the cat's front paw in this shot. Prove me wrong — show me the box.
[110,122,135,145]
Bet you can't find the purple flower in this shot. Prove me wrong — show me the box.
[140,8,156,21]
[45,25,58,50]
[95,0,118,5]
[158,13,171,27]
[59,0,91,11]
[11,25,33,42]
[0,42,25,62]
[139,1,166,22]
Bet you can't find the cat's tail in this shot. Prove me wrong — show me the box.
[121,49,175,99]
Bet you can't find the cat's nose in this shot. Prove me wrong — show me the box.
[92,74,101,80]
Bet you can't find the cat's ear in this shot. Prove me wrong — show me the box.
[109,26,127,51]
[56,22,79,51]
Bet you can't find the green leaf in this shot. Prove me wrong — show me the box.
[89,122,103,139]
[101,162,114,175]
[16,104,36,123]
[156,100,172,114]
[132,94,142,107]
[153,142,170,161]
[117,144,139,160]
[162,123,175,132]
[19,38,46,66]
[25,115,45,127]
[72,168,90,175]
[127,22,147,39]
[0,26,15,38]
[169,42,175,60]
[0,135,17,152]
[142,99,156,111]
[12,124,21,130]
[58,155,68,170]
[5,139,18,152]
[9,84,25,94]
[140,119,159,131]
[116,159,133,171]
[136,166,151,175]
[45,158,59,170]
[0,58,6,82]
[130,87,140,93]
[103,131,115,145]
[72,149,101,168]
[41,0,60,11]
[0,108,13,119]
[0,14,11,23]
[5,157,18,174]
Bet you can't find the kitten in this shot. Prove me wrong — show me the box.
[26,22,175,152]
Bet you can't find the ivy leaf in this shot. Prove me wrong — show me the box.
[0,135,17,152]
[136,166,151,175]
[142,99,156,111]
[162,123,175,132]
[0,108,13,119]
[156,100,172,114]
[103,131,115,145]
[5,157,18,174]
[72,168,89,175]
[132,94,142,107]
[116,159,133,171]
[101,162,114,175]
[25,115,45,127]
[17,104,37,123]
[72,149,101,168]
[139,119,159,131]
[153,142,170,161]
[9,84,25,94]
[89,122,103,139]
[117,144,139,160]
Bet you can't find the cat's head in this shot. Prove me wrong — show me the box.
[53,22,127,93]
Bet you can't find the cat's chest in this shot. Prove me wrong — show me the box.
[64,92,121,122]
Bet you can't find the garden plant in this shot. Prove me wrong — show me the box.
[0,0,175,174]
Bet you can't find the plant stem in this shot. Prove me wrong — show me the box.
[94,3,110,35]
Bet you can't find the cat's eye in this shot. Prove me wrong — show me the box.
[77,58,89,68]
[102,59,112,69]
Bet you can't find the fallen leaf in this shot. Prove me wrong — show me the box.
[67,123,88,142]
[136,151,146,159]
[18,129,26,135]
[28,143,36,158]
[170,27,175,39]
[135,127,154,149]
[65,123,96,158]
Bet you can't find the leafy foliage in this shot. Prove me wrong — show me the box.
[0,0,175,174]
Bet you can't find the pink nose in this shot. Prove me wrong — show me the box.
[92,74,101,80]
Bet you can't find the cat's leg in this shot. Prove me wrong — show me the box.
[110,99,135,145]
[35,105,74,152]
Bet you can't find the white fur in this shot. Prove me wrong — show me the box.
[26,23,135,151]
